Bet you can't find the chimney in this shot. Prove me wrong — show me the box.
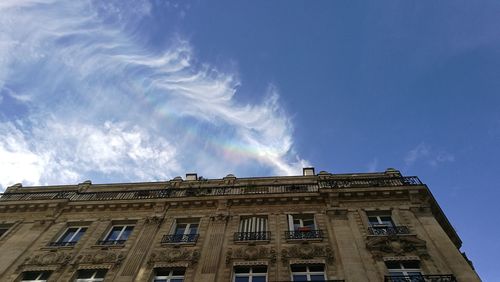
[186,173,198,181]
[303,167,315,176]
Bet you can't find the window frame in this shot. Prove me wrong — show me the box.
[152,268,186,282]
[101,224,134,245]
[74,269,107,282]
[287,214,316,231]
[53,226,87,246]
[385,260,422,277]
[290,264,326,281]
[232,265,267,282]
[20,271,51,282]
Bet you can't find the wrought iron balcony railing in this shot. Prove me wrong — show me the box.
[161,234,199,244]
[368,226,410,236]
[234,231,271,241]
[96,239,127,246]
[384,274,457,282]
[285,229,324,240]
[278,280,344,282]
[48,241,78,247]
[0,176,423,202]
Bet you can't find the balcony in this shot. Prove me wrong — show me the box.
[0,176,424,203]
[384,274,457,282]
[161,234,199,244]
[96,239,127,246]
[48,241,77,247]
[285,229,324,240]
[234,231,271,241]
[368,226,410,236]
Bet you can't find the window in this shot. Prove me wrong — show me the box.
[235,216,269,241]
[291,264,326,281]
[0,227,9,238]
[286,215,322,239]
[153,268,185,282]
[288,214,315,231]
[367,212,408,235]
[21,271,51,282]
[162,219,199,243]
[99,225,134,245]
[385,260,422,279]
[75,269,107,282]
[233,266,267,282]
[368,214,394,228]
[51,226,87,246]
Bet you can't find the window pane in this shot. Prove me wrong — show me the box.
[120,226,133,240]
[153,280,167,282]
[235,266,251,273]
[106,226,123,240]
[302,218,315,228]
[235,277,249,282]
[253,266,267,273]
[23,271,42,280]
[60,228,78,242]
[171,279,184,282]
[76,269,95,278]
[71,228,86,242]
[310,274,325,281]
[309,265,324,272]
[94,269,107,278]
[380,216,394,226]
[252,277,266,282]
[402,261,420,269]
[172,269,186,275]
[292,275,307,281]
[385,261,400,269]
[175,224,187,235]
[0,228,8,237]
[189,224,198,234]
[291,265,307,272]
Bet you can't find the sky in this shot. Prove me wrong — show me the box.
[0,0,499,280]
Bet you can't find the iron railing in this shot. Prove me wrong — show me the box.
[278,280,344,282]
[285,229,323,240]
[48,241,78,247]
[234,231,271,241]
[368,226,410,236]
[384,275,457,282]
[96,239,127,246]
[161,234,199,244]
[0,176,423,202]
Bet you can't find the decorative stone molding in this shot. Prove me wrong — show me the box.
[225,246,277,265]
[20,251,73,271]
[210,213,230,222]
[145,216,163,225]
[366,235,429,259]
[280,243,334,265]
[72,250,126,269]
[147,248,200,267]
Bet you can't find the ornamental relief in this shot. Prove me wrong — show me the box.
[280,243,334,265]
[148,248,200,266]
[366,235,429,259]
[225,246,277,265]
[72,250,126,268]
[21,251,73,269]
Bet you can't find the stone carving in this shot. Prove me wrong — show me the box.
[210,213,230,222]
[22,251,73,269]
[280,243,334,265]
[225,246,277,265]
[72,250,126,268]
[366,235,428,259]
[148,248,200,266]
[145,216,163,225]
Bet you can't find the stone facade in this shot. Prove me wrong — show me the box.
[0,168,480,281]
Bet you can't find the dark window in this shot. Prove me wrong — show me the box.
[21,271,51,282]
[153,268,185,282]
[75,269,107,282]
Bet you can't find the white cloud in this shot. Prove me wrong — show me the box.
[0,0,307,189]
[405,142,455,168]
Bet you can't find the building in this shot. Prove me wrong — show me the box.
[0,168,480,282]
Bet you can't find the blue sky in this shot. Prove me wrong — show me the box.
[0,0,499,280]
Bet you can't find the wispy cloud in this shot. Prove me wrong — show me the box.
[0,0,307,189]
[404,142,455,168]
